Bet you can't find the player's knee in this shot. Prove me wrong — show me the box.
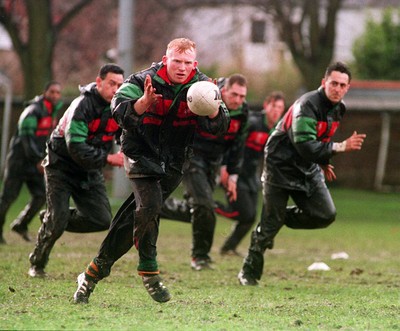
[319,208,336,228]
[97,210,112,228]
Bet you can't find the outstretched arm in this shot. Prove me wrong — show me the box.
[333,131,366,153]
[133,74,162,115]
[322,131,367,181]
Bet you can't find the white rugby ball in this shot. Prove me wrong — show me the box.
[187,81,222,116]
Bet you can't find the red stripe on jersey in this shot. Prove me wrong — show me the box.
[105,118,119,133]
[317,121,340,142]
[246,131,269,151]
[143,117,162,125]
[88,118,101,132]
[173,119,197,127]
[282,106,293,132]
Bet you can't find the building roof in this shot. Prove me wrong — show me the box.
[345,80,400,111]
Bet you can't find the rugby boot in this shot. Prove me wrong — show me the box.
[28,265,47,278]
[142,275,171,303]
[10,221,31,242]
[238,269,258,286]
[191,257,214,271]
[73,273,96,304]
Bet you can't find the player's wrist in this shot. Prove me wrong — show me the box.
[332,141,347,153]
[228,174,238,183]
[134,97,149,115]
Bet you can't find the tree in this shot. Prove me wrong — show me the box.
[352,8,400,80]
[133,0,180,66]
[0,0,94,99]
[264,0,343,90]
[0,0,344,97]
[157,0,343,90]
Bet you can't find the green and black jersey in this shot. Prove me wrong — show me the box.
[264,87,346,193]
[45,83,120,174]
[6,95,62,172]
[111,62,230,178]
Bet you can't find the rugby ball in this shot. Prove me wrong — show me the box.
[187,81,222,116]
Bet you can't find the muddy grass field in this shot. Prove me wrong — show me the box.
[0,186,399,330]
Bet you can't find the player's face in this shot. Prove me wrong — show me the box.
[322,71,350,104]
[163,48,198,84]
[44,84,62,105]
[265,99,285,126]
[96,72,124,103]
[222,83,247,111]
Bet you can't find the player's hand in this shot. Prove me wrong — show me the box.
[134,74,162,114]
[320,164,336,182]
[143,74,162,103]
[219,166,229,188]
[226,178,237,202]
[225,174,238,202]
[107,151,124,167]
[344,131,366,151]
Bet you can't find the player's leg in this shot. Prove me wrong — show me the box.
[133,176,176,303]
[74,193,137,304]
[185,161,218,270]
[66,171,111,233]
[220,187,257,255]
[10,173,46,241]
[28,167,72,277]
[96,192,136,264]
[160,194,191,223]
[239,184,288,285]
[136,171,183,271]
[285,181,336,229]
[74,172,183,304]
[0,169,24,243]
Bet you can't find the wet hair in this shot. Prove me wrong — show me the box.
[226,73,247,88]
[167,38,196,54]
[325,61,352,82]
[264,91,285,104]
[44,80,61,91]
[98,63,124,79]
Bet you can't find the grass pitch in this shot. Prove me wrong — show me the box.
[0,185,399,330]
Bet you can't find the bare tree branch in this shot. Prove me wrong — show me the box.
[55,0,94,33]
[0,1,25,54]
